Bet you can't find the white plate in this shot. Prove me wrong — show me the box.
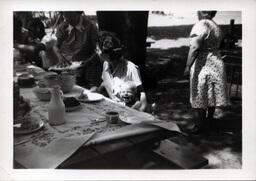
[14,64,29,72]
[119,114,155,124]
[49,62,82,71]
[14,120,44,135]
[77,92,104,103]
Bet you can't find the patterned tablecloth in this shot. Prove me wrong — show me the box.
[14,85,180,168]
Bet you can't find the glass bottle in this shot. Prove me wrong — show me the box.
[48,85,66,125]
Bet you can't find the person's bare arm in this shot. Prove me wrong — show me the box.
[131,85,147,112]
[138,92,147,112]
[90,81,104,92]
[184,36,203,76]
[52,43,71,67]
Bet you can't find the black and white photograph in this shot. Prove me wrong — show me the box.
[12,9,242,168]
[0,0,256,180]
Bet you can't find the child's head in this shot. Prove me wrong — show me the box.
[119,81,137,104]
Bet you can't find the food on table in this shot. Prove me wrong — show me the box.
[15,97,31,120]
[20,120,39,131]
[55,62,71,68]
[77,91,104,102]
[63,97,80,108]
[14,114,44,134]
[14,83,31,120]
[78,92,88,101]
[49,61,81,70]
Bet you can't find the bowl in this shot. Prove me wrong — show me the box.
[43,73,76,93]
[34,71,58,81]
[17,73,35,87]
[33,87,51,101]
[106,111,119,124]
[37,79,47,88]
[59,72,76,93]
[43,74,59,88]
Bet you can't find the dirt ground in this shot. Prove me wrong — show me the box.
[43,13,242,169]
[144,45,242,169]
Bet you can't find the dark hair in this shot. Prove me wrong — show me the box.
[27,18,46,40]
[198,11,217,20]
[13,16,23,42]
[63,11,83,16]
[98,31,124,60]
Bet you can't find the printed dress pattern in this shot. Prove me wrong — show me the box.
[189,19,230,109]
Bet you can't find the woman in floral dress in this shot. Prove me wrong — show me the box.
[184,11,230,133]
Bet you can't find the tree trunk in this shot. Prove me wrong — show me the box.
[96,11,148,82]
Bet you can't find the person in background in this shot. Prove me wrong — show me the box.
[53,11,102,88]
[96,31,147,112]
[183,11,230,134]
[14,16,46,67]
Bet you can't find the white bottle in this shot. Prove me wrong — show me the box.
[48,85,66,125]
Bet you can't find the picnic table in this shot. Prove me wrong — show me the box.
[13,65,207,169]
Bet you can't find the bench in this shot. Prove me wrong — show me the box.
[152,139,208,169]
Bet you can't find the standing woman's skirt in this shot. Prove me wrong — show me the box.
[190,51,230,109]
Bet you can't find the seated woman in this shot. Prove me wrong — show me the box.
[96,31,147,112]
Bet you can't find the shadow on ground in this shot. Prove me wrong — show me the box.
[144,46,242,169]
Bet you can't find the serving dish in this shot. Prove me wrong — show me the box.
[77,91,104,103]
[33,87,51,101]
[14,117,44,135]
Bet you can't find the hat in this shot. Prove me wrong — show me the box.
[198,11,217,20]
[98,31,123,53]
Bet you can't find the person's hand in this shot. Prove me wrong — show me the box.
[13,48,21,62]
[131,101,142,110]
[56,55,72,68]
[90,86,98,93]
[33,38,41,44]
[75,62,86,77]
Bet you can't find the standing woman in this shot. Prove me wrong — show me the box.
[184,11,230,133]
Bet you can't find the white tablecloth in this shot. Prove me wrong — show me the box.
[14,85,180,168]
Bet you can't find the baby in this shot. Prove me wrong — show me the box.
[118,81,138,107]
